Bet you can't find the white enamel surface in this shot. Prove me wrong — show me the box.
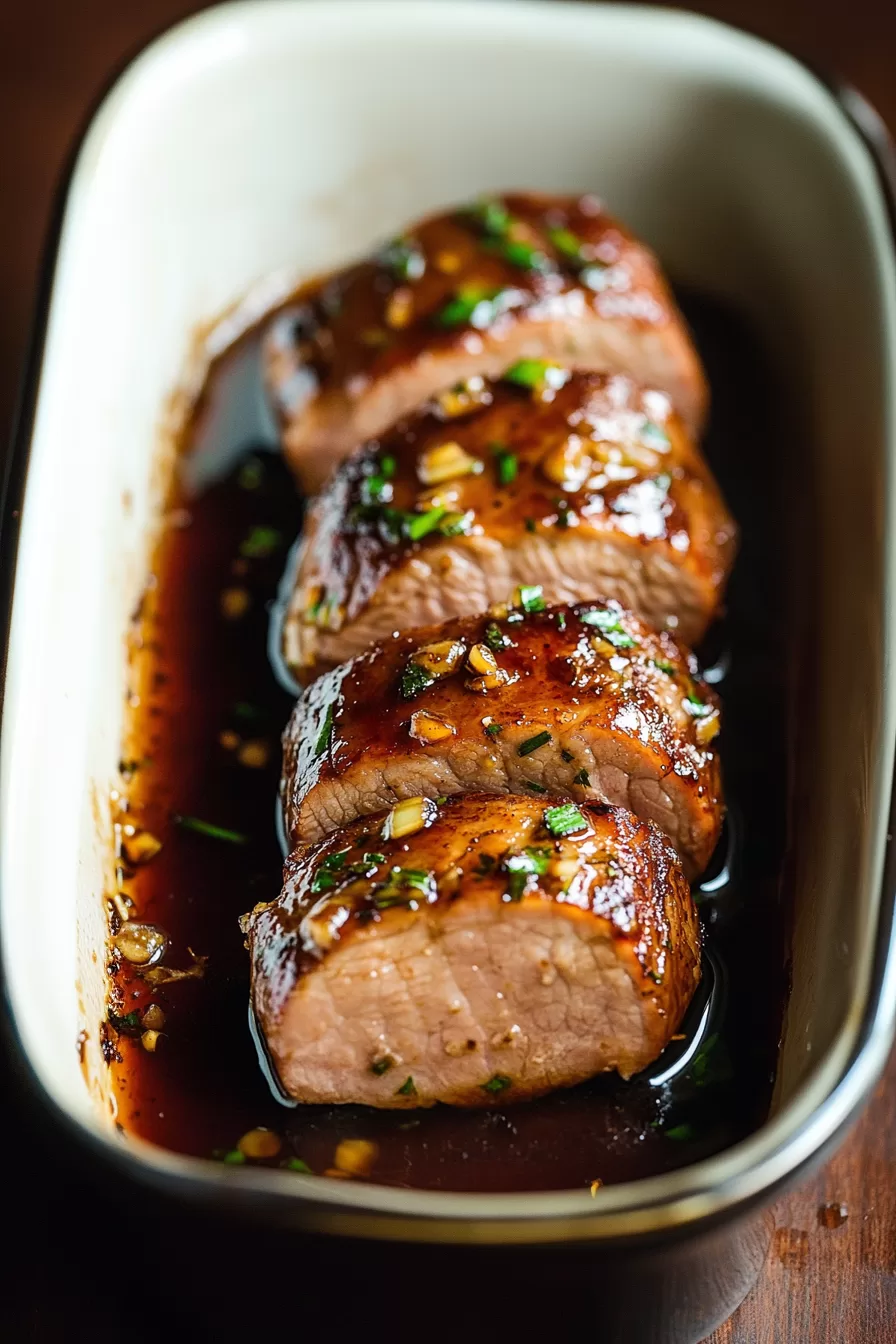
[2,1,896,1230]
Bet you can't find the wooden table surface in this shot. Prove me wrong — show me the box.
[2,2,894,1340]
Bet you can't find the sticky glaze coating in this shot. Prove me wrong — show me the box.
[245,795,701,1107]
[284,371,736,679]
[282,600,722,877]
[265,192,708,491]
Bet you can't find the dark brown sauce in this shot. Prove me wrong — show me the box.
[108,293,791,1193]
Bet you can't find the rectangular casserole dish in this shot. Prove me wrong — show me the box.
[3,3,896,1339]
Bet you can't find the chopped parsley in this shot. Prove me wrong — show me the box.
[579,607,637,649]
[504,847,551,899]
[517,730,552,757]
[435,285,504,329]
[239,525,282,559]
[485,622,510,652]
[464,198,511,236]
[548,226,584,260]
[484,722,504,739]
[399,660,435,700]
[486,237,551,272]
[664,1123,696,1142]
[439,510,475,537]
[285,1157,312,1173]
[174,815,247,844]
[544,803,588,837]
[360,472,392,507]
[573,768,591,787]
[314,702,336,757]
[405,507,447,541]
[517,584,546,614]
[481,1074,512,1094]
[311,848,351,893]
[396,1076,417,1097]
[524,780,548,794]
[503,359,554,389]
[491,442,518,486]
[107,1010,141,1034]
[371,1058,393,1076]
[373,867,436,909]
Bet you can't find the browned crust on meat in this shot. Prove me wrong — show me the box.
[282,600,722,876]
[246,795,701,1105]
[266,192,707,488]
[286,371,735,677]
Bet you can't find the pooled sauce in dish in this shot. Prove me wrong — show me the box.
[107,295,791,1193]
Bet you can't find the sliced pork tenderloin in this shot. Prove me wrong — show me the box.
[283,370,735,680]
[245,794,701,1108]
[282,599,722,877]
[265,192,707,491]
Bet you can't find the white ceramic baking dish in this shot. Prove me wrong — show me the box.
[3,3,896,1338]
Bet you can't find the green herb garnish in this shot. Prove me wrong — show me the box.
[108,1010,141,1034]
[524,518,537,533]
[543,803,588,837]
[380,454,396,479]
[371,1058,393,1076]
[399,660,435,700]
[664,1123,696,1142]
[239,525,282,559]
[573,768,591,787]
[314,702,336,757]
[503,359,554,389]
[556,611,567,631]
[651,660,676,676]
[548,226,584,260]
[579,607,637,649]
[517,584,546,614]
[560,749,574,763]
[396,1076,417,1097]
[484,722,504,739]
[360,472,392,507]
[435,285,503,329]
[481,1074,512,1094]
[222,1150,246,1164]
[439,510,474,537]
[517,730,552,757]
[487,237,551,272]
[465,198,511,237]
[311,848,350,893]
[285,1157,312,1173]
[491,442,518,486]
[485,623,510,652]
[684,695,712,718]
[405,507,447,541]
[174,815,247,844]
[504,847,551,900]
[524,780,548,794]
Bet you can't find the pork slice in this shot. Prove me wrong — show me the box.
[245,794,701,1107]
[283,371,735,680]
[264,192,707,491]
[282,600,723,878]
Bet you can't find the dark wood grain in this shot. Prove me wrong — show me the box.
[1,2,895,1340]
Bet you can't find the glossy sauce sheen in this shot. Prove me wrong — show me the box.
[109,293,790,1193]
[287,371,735,676]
